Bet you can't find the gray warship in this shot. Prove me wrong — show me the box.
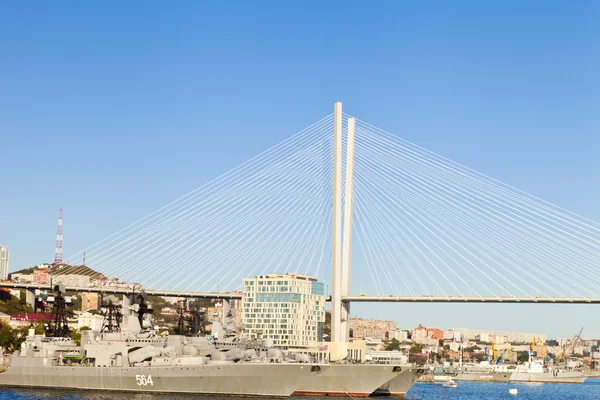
[0,289,416,397]
[0,314,324,396]
[371,368,421,397]
[509,358,587,384]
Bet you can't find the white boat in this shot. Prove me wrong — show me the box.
[442,380,457,388]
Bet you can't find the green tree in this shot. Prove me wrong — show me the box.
[385,338,401,351]
[409,352,427,365]
[517,351,530,363]
[0,292,33,314]
[70,329,82,346]
[410,343,423,354]
[322,311,331,341]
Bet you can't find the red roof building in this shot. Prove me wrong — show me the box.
[9,313,51,327]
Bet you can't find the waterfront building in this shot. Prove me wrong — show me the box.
[365,349,409,364]
[0,246,8,281]
[241,273,325,348]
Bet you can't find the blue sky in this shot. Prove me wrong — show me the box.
[1,1,599,337]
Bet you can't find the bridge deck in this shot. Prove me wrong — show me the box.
[3,283,600,304]
[0,282,242,299]
[344,296,600,304]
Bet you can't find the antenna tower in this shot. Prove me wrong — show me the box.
[54,208,63,264]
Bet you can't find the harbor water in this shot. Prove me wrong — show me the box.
[407,378,600,399]
[1,379,600,400]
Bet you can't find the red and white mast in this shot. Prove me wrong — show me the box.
[54,208,63,264]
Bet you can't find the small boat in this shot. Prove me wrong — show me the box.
[62,353,84,362]
[509,388,518,395]
[442,380,457,388]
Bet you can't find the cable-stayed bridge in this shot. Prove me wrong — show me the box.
[4,102,600,341]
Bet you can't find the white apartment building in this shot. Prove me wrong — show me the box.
[0,245,8,281]
[11,273,34,282]
[78,311,104,331]
[453,328,547,344]
[52,274,90,288]
[242,273,325,348]
[390,329,409,341]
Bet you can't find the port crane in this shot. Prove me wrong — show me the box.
[561,327,584,362]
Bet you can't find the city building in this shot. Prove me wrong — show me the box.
[366,349,409,364]
[350,318,397,341]
[412,324,444,345]
[33,268,49,284]
[241,273,325,348]
[390,329,409,342]
[78,311,104,331]
[0,245,8,281]
[9,313,51,328]
[452,328,547,344]
[10,273,33,283]
[81,292,99,311]
[52,274,90,288]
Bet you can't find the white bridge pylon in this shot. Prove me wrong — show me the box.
[65,102,600,337]
[331,102,355,344]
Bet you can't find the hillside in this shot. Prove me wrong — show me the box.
[0,291,32,314]
[13,264,106,280]
[50,264,106,279]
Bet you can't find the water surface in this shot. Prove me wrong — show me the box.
[1,380,599,400]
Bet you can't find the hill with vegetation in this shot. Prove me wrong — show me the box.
[0,291,32,315]
[13,264,105,280]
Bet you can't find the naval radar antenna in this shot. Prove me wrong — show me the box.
[176,299,187,335]
[47,284,71,337]
[99,294,123,333]
[187,307,206,336]
[176,299,205,336]
[134,290,153,329]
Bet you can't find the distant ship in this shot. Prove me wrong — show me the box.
[454,361,512,382]
[509,359,586,384]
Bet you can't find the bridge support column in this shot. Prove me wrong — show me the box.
[221,298,230,326]
[340,117,356,342]
[331,101,343,344]
[25,288,36,311]
[122,294,131,316]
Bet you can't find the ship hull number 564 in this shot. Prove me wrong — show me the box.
[135,375,154,386]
